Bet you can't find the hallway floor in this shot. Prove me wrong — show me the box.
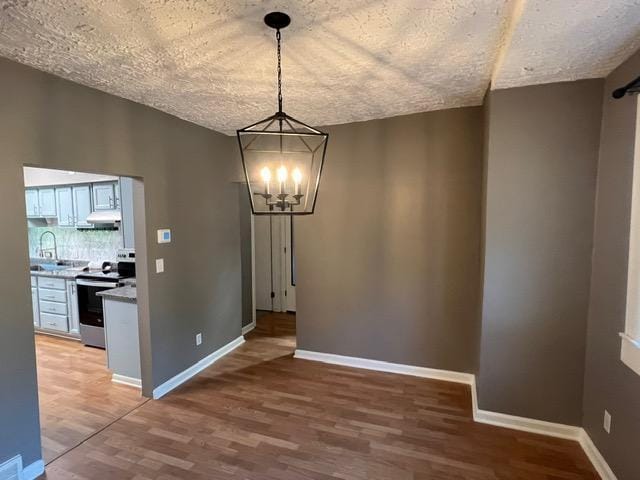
[42,313,596,479]
[35,334,145,464]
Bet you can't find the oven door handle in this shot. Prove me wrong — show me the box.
[76,279,119,288]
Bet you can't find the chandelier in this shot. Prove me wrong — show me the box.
[237,12,328,215]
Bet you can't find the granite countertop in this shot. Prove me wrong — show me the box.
[97,285,137,302]
[29,267,88,280]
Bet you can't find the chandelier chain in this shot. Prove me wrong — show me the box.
[276,28,283,113]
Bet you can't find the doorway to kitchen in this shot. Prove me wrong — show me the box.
[23,166,148,465]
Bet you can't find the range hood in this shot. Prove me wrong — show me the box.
[86,210,121,225]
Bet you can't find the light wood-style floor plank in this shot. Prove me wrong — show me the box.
[35,333,145,464]
[40,313,597,479]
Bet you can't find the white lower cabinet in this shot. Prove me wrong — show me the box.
[31,276,40,328]
[31,275,80,338]
[66,280,80,336]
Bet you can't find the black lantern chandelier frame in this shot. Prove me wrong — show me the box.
[236,12,329,215]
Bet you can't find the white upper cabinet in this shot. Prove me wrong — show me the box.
[38,188,57,217]
[55,187,74,227]
[25,189,39,217]
[73,185,92,227]
[93,182,117,210]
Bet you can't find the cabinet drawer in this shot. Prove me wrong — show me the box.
[38,277,66,290]
[39,313,68,332]
[31,276,37,287]
[40,300,68,316]
[38,287,67,303]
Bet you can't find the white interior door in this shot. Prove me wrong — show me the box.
[252,216,296,313]
[254,215,274,311]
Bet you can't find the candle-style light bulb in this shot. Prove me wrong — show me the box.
[260,167,271,195]
[277,165,288,194]
[292,167,302,195]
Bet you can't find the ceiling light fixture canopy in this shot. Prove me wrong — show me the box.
[237,11,328,215]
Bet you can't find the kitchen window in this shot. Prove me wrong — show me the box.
[622,96,640,376]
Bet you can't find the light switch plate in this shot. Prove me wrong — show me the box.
[156,258,164,273]
[157,229,171,244]
[196,333,202,346]
[604,410,611,433]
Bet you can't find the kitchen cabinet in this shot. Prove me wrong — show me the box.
[73,185,92,227]
[93,182,118,210]
[66,280,80,335]
[25,189,39,217]
[38,188,57,217]
[56,187,74,227]
[31,276,39,328]
[103,297,140,386]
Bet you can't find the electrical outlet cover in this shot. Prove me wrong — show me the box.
[156,258,164,273]
[604,410,611,433]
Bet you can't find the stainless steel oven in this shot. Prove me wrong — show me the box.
[76,277,119,348]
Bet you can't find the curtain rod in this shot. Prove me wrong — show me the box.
[612,75,640,99]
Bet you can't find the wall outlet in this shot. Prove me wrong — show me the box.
[155,258,164,273]
[195,333,202,346]
[604,410,612,434]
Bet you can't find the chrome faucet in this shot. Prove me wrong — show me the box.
[39,231,58,260]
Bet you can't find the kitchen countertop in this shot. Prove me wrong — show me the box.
[97,285,137,303]
[30,267,88,280]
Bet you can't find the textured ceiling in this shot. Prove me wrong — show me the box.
[493,0,640,89]
[0,1,639,135]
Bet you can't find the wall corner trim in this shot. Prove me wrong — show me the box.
[294,349,617,479]
[22,458,45,480]
[152,336,245,399]
[112,374,142,389]
[578,429,619,480]
[242,321,256,336]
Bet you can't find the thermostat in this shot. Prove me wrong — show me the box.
[157,229,172,244]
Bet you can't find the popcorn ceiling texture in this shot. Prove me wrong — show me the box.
[493,0,640,89]
[0,1,639,134]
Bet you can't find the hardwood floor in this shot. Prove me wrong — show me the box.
[35,334,146,464]
[41,313,597,479]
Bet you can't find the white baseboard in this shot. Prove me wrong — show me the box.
[473,408,581,440]
[294,348,616,479]
[112,374,142,389]
[294,349,475,385]
[242,321,256,336]
[579,429,618,480]
[22,459,45,480]
[152,336,245,399]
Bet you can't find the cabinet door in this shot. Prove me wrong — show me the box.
[93,183,116,210]
[25,189,39,217]
[32,287,40,328]
[73,185,92,227]
[38,188,57,217]
[67,281,80,336]
[56,187,74,227]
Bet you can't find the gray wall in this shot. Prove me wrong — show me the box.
[479,80,603,425]
[296,107,484,373]
[582,50,640,480]
[0,58,242,466]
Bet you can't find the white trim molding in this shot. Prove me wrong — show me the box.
[473,409,581,440]
[153,336,245,400]
[112,374,142,389]
[620,332,640,376]
[294,350,475,385]
[294,349,617,479]
[22,459,45,480]
[242,322,256,336]
[579,430,618,480]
